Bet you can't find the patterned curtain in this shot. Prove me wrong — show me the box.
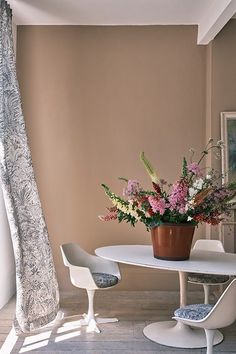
[0,0,59,333]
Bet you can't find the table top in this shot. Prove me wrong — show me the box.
[95,245,236,275]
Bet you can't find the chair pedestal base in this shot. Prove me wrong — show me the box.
[78,289,117,332]
[69,314,118,333]
[85,314,118,333]
[143,321,223,348]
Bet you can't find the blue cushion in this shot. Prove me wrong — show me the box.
[188,272,230,284]
[92,273,119,288]
[174,304,214,320]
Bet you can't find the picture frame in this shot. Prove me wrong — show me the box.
[221,112,236,185]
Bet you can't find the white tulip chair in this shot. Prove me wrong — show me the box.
[173,278,236,354]
[188,240,230,304]
[60,243,121,333]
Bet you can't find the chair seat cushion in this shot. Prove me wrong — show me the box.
[188,272,230,284]
[174,304,214,321]
[92,273,119,288]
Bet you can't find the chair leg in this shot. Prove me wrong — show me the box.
[205,329,216,354]
[81,289,100,333]
[86,289,95,322]
[81,289,118,333]
[203,284,210,304]
[87,289,119,325]
[63,290,100,333]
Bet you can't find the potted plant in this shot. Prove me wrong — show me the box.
[99,139,236,260]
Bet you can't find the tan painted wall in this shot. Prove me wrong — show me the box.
[17,25,206,291]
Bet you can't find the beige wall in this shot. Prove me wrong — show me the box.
[17,25,206,291]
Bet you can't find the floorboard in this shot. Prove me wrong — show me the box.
[0,290,235,353]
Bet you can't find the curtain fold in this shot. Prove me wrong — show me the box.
[0,0,59,333]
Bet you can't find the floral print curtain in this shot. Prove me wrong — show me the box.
[0,0,59,333]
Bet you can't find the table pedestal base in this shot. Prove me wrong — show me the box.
[143,321,223,348]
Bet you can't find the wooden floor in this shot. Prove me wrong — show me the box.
[0,290,236,353]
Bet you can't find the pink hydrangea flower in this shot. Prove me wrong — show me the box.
[148,196,167,215]
[187,162,202,177]
[169,181,188,212]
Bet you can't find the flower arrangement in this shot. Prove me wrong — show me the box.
[99,139,236,230]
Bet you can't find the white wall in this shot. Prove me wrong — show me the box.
[0,187,15,310]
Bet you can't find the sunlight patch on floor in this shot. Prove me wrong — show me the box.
[19,330,52,353]
[0,328,18,354]
[57,325,81,333]
[62,319,83,328]
[54,330,81,342]
[23,331,52,346]
[19,339,49,353]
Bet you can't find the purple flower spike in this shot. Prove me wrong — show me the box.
[123,180,140,198]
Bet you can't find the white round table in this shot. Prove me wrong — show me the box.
[95,245,236,349]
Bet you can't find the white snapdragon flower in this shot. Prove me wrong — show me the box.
[127,200,139,219]
[189,187,197,197]
[187,216,193,221]
[193,178,204,190]
[185,204,190,212]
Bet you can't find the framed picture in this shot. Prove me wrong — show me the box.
[221,112,236,185]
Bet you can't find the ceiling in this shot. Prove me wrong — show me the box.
[8,0,236,44]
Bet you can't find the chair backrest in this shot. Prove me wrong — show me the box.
[60,243,100,289]
[60,243,120,289]
[201,279,236,329]
[60,243,93,268]
[192,239,225,253]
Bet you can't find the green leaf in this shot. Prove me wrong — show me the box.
[228,182,236,190]
[101,183,113,198]
[101,183,127,205]
[182,157,188,178]
[118,177,129,182]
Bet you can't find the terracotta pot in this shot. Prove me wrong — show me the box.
[151,223,195,261]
